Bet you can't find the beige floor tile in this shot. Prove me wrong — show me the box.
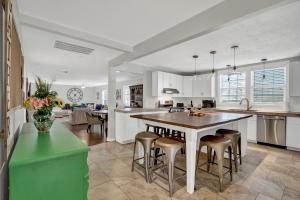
[173,186,220,200]
[242,176,283,200]
[88,181,129,200]
[119,178,171,200]
[256,193,276,200]
[288,166,300,179]
[219,184,258,200]
[282,187,300,200]
[89,168,110,189]
[285,176,300,193]
[87,142,299,200]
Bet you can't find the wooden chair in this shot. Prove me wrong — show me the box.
[85,111,104,134]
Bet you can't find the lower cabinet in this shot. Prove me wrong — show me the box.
[286,117,300,150]
[247,115,257,143]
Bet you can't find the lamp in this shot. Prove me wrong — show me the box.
[261,58,267,79]
[210,51,216,74]
[193,55,198,80]
[231,45,239,72]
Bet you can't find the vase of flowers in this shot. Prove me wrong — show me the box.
[24,77,64,134]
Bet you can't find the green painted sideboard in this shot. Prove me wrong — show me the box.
[9,122,89,200]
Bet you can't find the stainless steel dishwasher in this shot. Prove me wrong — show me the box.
[257,115,286,147]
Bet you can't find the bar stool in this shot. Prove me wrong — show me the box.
[196,135,233,192]
[131,132,159,183]
[215,129,242,172]
[152,137,186,197]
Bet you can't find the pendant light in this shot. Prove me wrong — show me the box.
[231,45,239,72]
[261,58,267,79]
[210,51,216,74]
[226,64,231,82]
[193,55,198,80]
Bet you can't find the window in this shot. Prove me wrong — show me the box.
[102,90,108,105]
[123,86,130,107]
[220,73,246,103]
[252,67,286,103]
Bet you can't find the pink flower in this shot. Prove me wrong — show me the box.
[30,97,49,109]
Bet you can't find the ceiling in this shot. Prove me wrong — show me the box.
[134,1,300,74]
[17,0,223,46]
[22,26,123,86]
[16,0,224,85]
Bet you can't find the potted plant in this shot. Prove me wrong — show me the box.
[24,77,64,133]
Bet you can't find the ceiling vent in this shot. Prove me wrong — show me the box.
[54,40,94,55]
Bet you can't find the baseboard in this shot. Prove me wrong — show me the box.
[247,139,257,143]
[106,137,116,142]
[287,146,300,152]
[116,139,134,144]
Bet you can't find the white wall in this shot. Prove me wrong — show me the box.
[94,78,143,107]
[7,107,26,155]
[31,84,97,104]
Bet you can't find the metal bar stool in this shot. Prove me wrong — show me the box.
[215,129,242,172]
[131,131,159,183]
[196,135,233,192]
[151,137,186,197]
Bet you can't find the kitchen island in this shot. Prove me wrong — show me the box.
[131,111,252,194]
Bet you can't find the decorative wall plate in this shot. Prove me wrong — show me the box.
[67,88,83,103]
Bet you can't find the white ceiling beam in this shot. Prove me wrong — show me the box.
[109,0,296,67]
[19,14,133,53]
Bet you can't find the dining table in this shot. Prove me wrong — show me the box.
[92,109,108,137]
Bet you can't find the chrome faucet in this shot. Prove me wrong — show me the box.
[239,98,252,111]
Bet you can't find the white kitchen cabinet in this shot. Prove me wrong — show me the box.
[152,71,183,97]
[289,61,300,96]
[286,117,300,151]
[152,71,215,97]
[152,71,163,96]
[192,75,215,97]
[247,115,257,142]
[174,74,183,97]
[182,76,193,97]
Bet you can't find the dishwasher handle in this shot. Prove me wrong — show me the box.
[257,115,286,120]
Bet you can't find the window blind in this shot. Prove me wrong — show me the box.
[220,73,246,103]
[252,67,286,103]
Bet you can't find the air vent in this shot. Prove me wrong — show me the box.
[54,40,94,55]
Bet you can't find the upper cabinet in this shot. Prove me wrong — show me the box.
[192,75,215,98]
[152,71,215,97]
[290,61,300,96]
[182,76,193,97]
[152,71,183,97]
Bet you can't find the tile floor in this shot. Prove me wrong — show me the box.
[88,142,300,200]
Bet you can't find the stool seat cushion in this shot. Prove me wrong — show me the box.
[155,137,183,149]
[135,132,160,141]
[216,129,240,135]
[200,135,231,146]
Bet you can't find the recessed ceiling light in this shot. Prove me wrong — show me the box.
[116,70,121,73]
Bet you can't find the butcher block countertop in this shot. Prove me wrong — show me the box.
[131,112,252,129]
